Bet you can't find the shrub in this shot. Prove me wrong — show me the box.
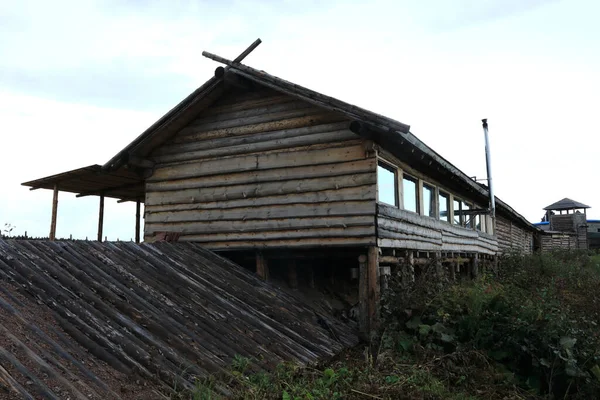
[382,251,600,398]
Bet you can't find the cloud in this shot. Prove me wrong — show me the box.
[1,0,599,240]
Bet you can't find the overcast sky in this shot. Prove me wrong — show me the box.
[1,0,599,239]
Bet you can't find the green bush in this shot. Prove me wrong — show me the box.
[382,251,600,399]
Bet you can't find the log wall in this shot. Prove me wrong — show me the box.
[377,204,498,255]
[496,215,533,254]
[540,232,578,252]
[144,88,377,250]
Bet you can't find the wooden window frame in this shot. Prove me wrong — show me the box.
[377,160,399,207]
[438,191,450,223]
[402,174,419,214]
[421,182,436,219]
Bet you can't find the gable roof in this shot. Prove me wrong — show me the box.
[544,198,591,211]
[101,50,536,231]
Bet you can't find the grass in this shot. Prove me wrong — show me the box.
[168,250,600,399]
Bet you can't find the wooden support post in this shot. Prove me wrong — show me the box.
[135,200,141,244]
[358,254,369,337]
[471,254,479,279]
[307,266,315,289]
[288,260,298,289]
[407,251,415,282]
[49,185,58,241]
[97,195,105,242]
[368,246,380,332]
[256,252,269,281]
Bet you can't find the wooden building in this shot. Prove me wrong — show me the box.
[22,42,538,333]
[535,198,592,251]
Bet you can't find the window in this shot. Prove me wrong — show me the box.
[377,162,398,206]
[453,199,461,225]
[403,175,418,213]
[462,202,472,228]
[439,192,450,222]
[476,214,482,231]
[422,184,435,218]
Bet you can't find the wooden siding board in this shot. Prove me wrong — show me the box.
[376,204,498,255]
[146,185,376,213]
[146,158,376,192]
[145,173,375,206]
[154,130,358,164]
[145,90,377,248]
[148,141,366,182]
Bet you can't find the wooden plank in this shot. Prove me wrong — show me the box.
[168,236,376,250]
[183,98,319,128]
[145,201,376,224]
[148,225,375,243]
[135,200,141,244]
[149,142,366,182]
[256,252,268,280]
[288,260,298,289]
[154,130,358,164]
[145,173,375,206]
[377,217,442,241]
[146,158,375,192]
[367,246,379,332]
[146,185,375,213]
[49,185,58,241]
[358,254,368,338]
[158,120,349,156]
[145,215,375,235]
[175,112,344,144]
[200,93,292,117]
[182,103,322,133]
[97,195,105,242]
[377,227,441,245]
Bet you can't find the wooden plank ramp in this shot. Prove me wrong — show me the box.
[0,239,358,399]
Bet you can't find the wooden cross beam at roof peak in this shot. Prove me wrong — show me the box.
[205,38,262,71]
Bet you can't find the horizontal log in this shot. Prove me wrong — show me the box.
[146,215,375,235]
[174,112,345,144]
[146,158,376,192]
[149,141,366,182]
[181,103,322,134]
[377,217,442,241]
[175,226,376,244]
[377,227,441,245]
[378,204,480,239]
[187,98,318,127]
[146,185,376,213]
[145,173,375,206]
[201,94,293,117]
[154,130,357,164]
[176,236,376,250]
[145,200,376,223]
[377,238,442,251]
[159,121,349,155]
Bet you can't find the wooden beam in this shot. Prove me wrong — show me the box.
[233,38,262,63]
[49,185,58,241]
[288,260,298,289]
[358,254,368,338]
[256,252,269,281]
[135,200,141,244]
[367,246,379,332]
[97,195,105,242]
[76,181,143,198]
[127,155,155,169]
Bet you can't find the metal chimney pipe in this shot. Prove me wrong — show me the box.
[482,119,496,234]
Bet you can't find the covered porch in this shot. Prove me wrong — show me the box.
[21,165,145,242]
